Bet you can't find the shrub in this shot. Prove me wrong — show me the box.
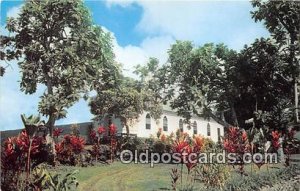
[223,164,300,191]
[55,134,85,166]
[170,135,205,190]
[152,140,166,154]
[1,130,47,191]
[223,127,250,175]
[196,142,230,189]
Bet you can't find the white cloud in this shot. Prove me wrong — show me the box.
[7,4,21,18]
[111,31,175,76]
[0,60,46,130]
[108,1,269,50]
[105,0,135,8]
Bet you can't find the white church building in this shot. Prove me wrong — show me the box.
[96,107,225,142]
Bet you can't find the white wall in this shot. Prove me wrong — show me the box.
[130,110,224,142]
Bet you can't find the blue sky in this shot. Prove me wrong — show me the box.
[0,0,270,130]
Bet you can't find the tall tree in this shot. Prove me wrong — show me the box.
[237,38,293,129]
[1,0,117,136]
[251,0,300,123]
[158,41,239,127]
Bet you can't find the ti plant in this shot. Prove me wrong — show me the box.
[21,114,45,179]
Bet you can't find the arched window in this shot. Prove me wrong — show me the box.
[193,121,197,135]
[163,116,168,131]
[179,119,183,132]
[207,123,211,136]
[217,128,221,142]
[146,113,151,129]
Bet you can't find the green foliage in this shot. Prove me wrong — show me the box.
[119,137,146,153]
[154,37,295,130]
[134,57,164,119]
[89,76,144,124]
[90,58,163,135]
[196,138,230,189]
[1,0,117,134]
[152,140,166,154]
[31,164,79,191]
[158,41,239,126]
[21,114,45,137]
[197,163,230,189]
[251,0,300,124]
[222,165,300,191]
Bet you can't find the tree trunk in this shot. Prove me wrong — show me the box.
[124,119,130,136]
[46,112,56,136]
[26,138,33,179]
[295,79,299,123]
[230,102,239,127]
[45,111,56,163]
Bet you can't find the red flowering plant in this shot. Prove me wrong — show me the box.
[90,126,107,162]
[1,130,45,190]
[223,127,250,175]
[109,123,117,162]
[98,126,106,135]
[53,128,63,142]
[171,134,205,190]
[55,134,85,165]
[271,130,280,150]
[89,129,97,143]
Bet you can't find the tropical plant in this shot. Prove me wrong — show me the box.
[30,164,79,191]
[53,128,63,142]
[90,126,106,162]
[1,127,46,190]
[170,134,205,190]
[21,114,45,179]
[223,127,250,175]
[55,134,85,166]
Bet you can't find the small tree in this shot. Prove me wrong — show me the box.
[89,58,163,135]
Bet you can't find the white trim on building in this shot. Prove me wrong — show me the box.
[123,110,224,142]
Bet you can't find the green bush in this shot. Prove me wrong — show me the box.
[222,164,300,191]
[196,140,230,189]
[152,140,166,154]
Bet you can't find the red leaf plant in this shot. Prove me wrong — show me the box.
[223,127,250,175]
[109,123,117,136]
[271,130,280,150]
[171,134,204,189]
[184,145,198,174]
[109,123,117,162]
[90,129,97,143]
[89,125,108,162]
[53,128,63,138]
[98,126,106,135]
[55,134,85,165]
[1,130,45,189]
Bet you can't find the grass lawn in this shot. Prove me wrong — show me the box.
[57,162,194,191]
[54,162,285,191]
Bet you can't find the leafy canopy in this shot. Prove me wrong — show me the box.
[1,0,118,132]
